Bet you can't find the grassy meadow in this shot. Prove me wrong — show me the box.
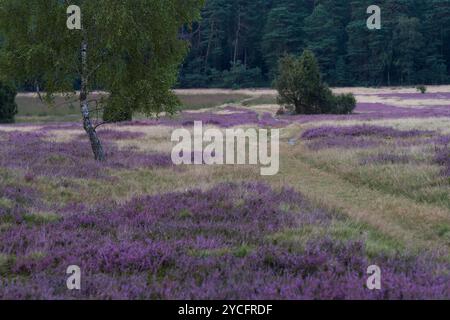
[0,87,449,299]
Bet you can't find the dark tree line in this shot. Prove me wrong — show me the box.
[178,0,450,88]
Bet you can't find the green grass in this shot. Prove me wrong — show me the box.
[23,212,61,225]
[434,224,450,244]
[16,95,81,117]
[189,244,253,258]
[268,219,403,258]
[16,94,96,123]
[0,197,14,210]
[0,254,14,275]
[298,147,450,210]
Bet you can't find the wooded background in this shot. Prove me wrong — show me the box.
[178,0,450,88]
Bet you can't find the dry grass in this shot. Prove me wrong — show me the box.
[265,150,450,252]
[177,92,250,110]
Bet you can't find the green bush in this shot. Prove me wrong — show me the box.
[332,93,357,114]
[102,94,133,123]
[416,85,427,94]
[274,50,356,115]
[0,81,18,123]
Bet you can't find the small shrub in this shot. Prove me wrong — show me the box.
[416,85,427,94]
[0,82,18,123]
[274,50,356,115]
[332,93,357,114]
[102,95,133,123]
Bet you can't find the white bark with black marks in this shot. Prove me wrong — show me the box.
[80,41,105,161]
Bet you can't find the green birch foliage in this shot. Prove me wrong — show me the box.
[0,0,204,115]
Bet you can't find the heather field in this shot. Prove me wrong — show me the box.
[0,86,449,299]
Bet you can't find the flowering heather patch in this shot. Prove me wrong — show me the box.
[301,125,433,140]
[0,131,172,179]
[436,135,450,146]
[119,109,263,128]
[354,103,450,120]
[376,92,450,100]
[259,113,289,128]
[178,109,289,128]
[0,182,448,300]
[282,103,450,123]
[300,125,433,151]
[114,107,288,128]
[179,109,258,128]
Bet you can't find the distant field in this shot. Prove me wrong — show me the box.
[176,92,250,110]
[15,93,108,123]
[15,91,252,123]
[16,85,450,122]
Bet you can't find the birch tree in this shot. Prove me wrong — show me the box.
[0,0,204,160]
